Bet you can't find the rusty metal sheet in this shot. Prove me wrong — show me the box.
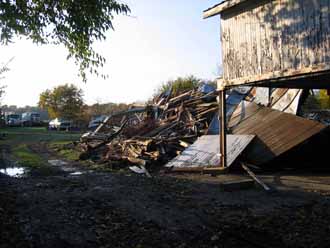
[165,135,255,168]
[229,101,326,165]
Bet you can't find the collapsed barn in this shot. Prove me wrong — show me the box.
[76,0,330,177]
[78,85,219,174]
[77,85,329,175]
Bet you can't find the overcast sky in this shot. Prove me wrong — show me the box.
[0,0,221,107]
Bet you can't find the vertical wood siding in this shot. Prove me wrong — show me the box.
[221,0,330,81]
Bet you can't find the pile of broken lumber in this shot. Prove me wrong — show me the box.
[77,87,218,171]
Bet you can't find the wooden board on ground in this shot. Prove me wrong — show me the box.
[165,135,255,169]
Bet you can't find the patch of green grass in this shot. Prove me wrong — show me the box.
[0,127,81,145]
[12,144,55,176]
[48,140,73,147]
[48,141,81,161]
[49,141,121,173]
[0,127,85,175]
[12,144,44,169]
[57,147,80,161]
[0,126,48,133]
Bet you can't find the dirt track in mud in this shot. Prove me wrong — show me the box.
[1,143,330,248]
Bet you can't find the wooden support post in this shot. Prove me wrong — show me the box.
[219,89,227,168]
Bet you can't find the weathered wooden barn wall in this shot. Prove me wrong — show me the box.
[220,0,330,85]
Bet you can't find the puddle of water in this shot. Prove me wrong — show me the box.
[0,167,26,177]
[70,171,83,176]
[62,167,77,172]
[48,160,68,166]
[48,159,86,174]
[48,159,93,176]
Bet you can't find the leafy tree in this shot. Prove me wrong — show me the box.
[0,0,130,81]
[0,62,9,126]
[318,89,330,109]
[156,75,201,97]
[89,102,129,116]
[39,84,84,121]
[155,75,216,97]
[0,58,12,100]
[0,65,7,102]
[83,102,129,121]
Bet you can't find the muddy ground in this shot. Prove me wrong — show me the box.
[1,129,330,247]
[2,169,330,247]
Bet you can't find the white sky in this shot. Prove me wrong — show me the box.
[0,0,221,107]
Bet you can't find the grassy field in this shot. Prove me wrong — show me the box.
[0,127,82,172]
[12,144,44,168]
[48,140,81,161]
[0,127,81,145]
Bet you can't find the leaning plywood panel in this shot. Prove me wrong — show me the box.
[229,101,326,165]
[270,89,303,114]
[165,135,255,168]
[252,88,303,115]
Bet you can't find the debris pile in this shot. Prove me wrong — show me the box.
[76,85,329,175]
[78,86,219,171]
[302,110,330,126]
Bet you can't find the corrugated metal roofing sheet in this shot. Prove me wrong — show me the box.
[229,102,326,165]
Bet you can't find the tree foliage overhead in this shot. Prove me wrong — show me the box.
[86,102,129,117]
[0,60,10,103]
[317,89,330,109]
[39,83,84,120]
[157,75,201,97]
[0,0,130,81]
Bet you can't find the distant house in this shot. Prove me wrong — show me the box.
[204,0,330,89]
